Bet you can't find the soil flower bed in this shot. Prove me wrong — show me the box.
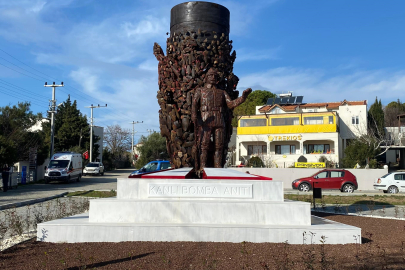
[1,213,405,269]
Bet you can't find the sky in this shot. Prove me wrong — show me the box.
[0,0,404,143]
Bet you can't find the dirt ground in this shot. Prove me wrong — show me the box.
[1,213,405,269]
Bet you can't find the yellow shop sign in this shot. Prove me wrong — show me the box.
[295,162,325,168]
[268,135,302,141]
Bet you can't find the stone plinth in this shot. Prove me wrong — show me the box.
[37,168,361,244]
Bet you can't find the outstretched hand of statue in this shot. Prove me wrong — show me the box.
[242,88,252,98]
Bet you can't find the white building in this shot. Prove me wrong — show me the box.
[236,98,367,167]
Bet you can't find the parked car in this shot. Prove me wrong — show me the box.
[374,172,405,194]
[129,160,171,177]
[292,169,358,193]
[44,152,82,183]
[83,162,104,176]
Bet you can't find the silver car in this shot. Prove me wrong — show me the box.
[374,172,405,194]
[83,162,104,176]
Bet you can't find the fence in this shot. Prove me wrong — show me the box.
[0,171,37,189]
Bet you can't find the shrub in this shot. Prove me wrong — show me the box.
[369,159,378,169]
[247,156,264,167]
[318,156,334,168]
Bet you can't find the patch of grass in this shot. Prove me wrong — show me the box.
[66,190,117,198]
[284,194,405,205]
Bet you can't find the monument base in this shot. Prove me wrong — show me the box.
[37,213,360,244]
[37,168,361,244]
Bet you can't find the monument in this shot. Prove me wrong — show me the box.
[153,1,251,172]
[37,2,361,245]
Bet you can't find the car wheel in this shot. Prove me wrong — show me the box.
[387,185,399,194]
[342,183,354,193]
[45,178,49,184]
[77,174,81,182]
[101,172,104,176]
[67,175,71,183]
[298,183,310,192]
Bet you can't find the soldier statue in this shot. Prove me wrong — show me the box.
[191,68,252,174]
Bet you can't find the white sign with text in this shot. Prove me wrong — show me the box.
[148,183,253,198]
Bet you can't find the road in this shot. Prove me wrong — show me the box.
[0,168,134,209]
[1,167,403,209]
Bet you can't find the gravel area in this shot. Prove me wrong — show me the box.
[1,213,405,269]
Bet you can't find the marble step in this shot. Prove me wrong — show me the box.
[37,213,361,244]
[88,198,311,226]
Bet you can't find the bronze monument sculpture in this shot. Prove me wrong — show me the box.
[153,2,251,174]
[192,68,251,172]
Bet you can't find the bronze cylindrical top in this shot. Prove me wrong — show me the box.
[170,1,230,35]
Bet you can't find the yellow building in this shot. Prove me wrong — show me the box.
[235,99,367,167]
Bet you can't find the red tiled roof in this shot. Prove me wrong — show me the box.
[258,100,367,113]
[258,104,298,113]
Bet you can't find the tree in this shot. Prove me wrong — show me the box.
[42,97,99,160]
[384,99,405,127]
[368,97,385,138]
[104,124,131,160]
[0,102,47,168]
[232,90,276,127]
[135,132,168,168]
[342,138,381,168]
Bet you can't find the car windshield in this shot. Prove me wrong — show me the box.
[86,163,100,167]
[143,162,158,172]
[48,160,69,169]
[310,170,325,177]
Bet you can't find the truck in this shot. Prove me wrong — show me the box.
[44,152,83,183]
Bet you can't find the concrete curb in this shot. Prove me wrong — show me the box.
[0,192,69,210]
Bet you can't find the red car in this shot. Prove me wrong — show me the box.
[292,169,358,193]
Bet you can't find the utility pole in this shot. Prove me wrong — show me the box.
[85,104,107,162]
[130,121,143,161]
[44,82,64,158]
[147,129,155,136]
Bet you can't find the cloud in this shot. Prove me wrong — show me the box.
[238,67,405,105]
[69,68,99,94]
[236,46,281,62]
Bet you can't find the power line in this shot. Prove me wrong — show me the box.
[0,48,140,123]
[0,78,49,99]
[0,84,48,104]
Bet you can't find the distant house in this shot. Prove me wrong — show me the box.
[235,95,367,168]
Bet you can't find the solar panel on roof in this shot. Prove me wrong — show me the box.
[280,97,289,104]
[274,97,281,105]
[266,98,274,105]
[296,96,303,104]
[288,96,296,104]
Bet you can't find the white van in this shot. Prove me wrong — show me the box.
[44,152,83,183]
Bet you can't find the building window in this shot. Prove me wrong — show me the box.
[304,116,323,125]
[240,118,267,127]
[352,116,359,125]
[269,107,283,114]
[271,117,299,126]
[275,145,296,155]
[307,144,330,154]
[329,116,334,124]
[248,145,267,155]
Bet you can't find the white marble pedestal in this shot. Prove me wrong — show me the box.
[37,168,361,244]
